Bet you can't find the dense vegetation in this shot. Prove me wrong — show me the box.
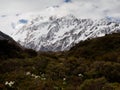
[0,39,37,59]
[0,33,120,90]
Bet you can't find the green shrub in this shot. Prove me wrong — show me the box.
[79,77,107,90]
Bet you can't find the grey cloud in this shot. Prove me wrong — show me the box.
[0,0,120,18]
[0,0,62,14]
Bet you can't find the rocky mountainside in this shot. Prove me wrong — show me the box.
[12,14,120,51]
[0,31,37,59]
[0,31,23,59]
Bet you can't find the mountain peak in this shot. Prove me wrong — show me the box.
[11,14,120,51]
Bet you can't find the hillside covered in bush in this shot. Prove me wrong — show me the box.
[0,33,120,90]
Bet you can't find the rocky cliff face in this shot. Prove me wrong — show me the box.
[12,14,120,51]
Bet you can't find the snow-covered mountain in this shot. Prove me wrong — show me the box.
[11,13,120,51]
[1,1,120,51]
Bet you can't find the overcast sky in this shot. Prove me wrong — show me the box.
[0,0,120,18]
[0,0,63,14]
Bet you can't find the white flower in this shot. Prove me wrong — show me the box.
[34,75,40,79]
[63,78,66,81]
[31,74,36,77]
[78,73,83,77]
[5,81,9,85]
[5,81,15,87]
[26,72,31,75]
[30,73,40,79]
[9,81,15,87]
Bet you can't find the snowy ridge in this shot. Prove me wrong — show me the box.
[12,14,120,51]
[1,1,120,51]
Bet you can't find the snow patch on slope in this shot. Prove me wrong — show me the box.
[11,14,120,51]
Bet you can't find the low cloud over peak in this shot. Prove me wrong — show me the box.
[61,0,120,18]
[0,0,120,19]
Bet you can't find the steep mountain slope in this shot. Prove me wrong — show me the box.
[12,14,120,51]
[0,31,23,59]
[0,31,14,41]
[68,33,120,60]
[0,31,37,59]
